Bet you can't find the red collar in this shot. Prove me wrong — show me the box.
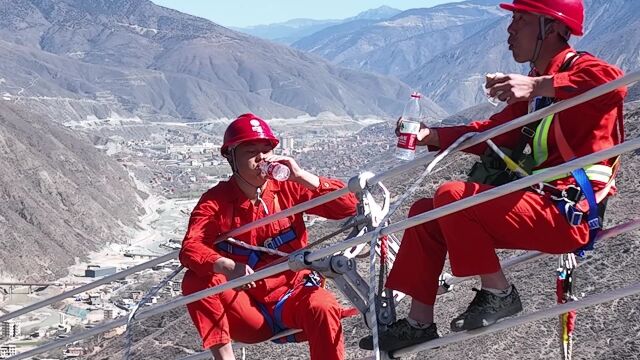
[536,46,575,76]
[226,176,282,210]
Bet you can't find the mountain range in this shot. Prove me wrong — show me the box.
[0,0,447,124]
[290,0,640,113]
[232,6,402,45]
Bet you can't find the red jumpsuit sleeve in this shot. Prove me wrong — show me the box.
[179,193,224,277]
[553,56,626,108]
[297,177,358,219]
[429,102,528,156]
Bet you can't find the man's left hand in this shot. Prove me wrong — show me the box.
[487,73,554,105]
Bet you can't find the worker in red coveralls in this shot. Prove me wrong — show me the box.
[180,113,358,360]
[360,0,626,352]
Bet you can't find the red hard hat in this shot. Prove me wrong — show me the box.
[500,0,584,36]
[221,113,279,156]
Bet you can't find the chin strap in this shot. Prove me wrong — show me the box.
[229,147,269,215]
[530,16,556,69]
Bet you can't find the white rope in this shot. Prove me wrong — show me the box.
[4,69,637,331]
[364,131,478,357]
[11,137,640,360]
[223,237,288,257]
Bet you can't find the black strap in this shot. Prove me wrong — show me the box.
[508,52,584,169]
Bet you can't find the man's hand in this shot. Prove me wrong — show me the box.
[263,154,320,189]
[395,117,438,147]
[213,257,256,289]
[486,73,554,104]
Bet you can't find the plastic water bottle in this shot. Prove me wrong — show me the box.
[484,72,504,106]
[395,92,423,161]
[259,162,290,181]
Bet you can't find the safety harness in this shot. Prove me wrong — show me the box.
[215,228,297,268]
[473,52,619,254]
[214,189,320,343]
[526,53,619,253]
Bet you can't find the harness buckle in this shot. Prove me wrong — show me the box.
[521,126,536,138]
[563,202,583,226]
[264,237,276,250]
[564,185,582,203]
[221,242,234,254]
[587,217,601,230]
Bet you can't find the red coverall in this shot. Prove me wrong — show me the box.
[180,176,357,360]
[387,46,627,306]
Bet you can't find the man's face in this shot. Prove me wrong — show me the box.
[507,11,540,63]
[232,140,274,181]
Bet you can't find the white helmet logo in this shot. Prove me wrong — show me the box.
[249,119,264,133]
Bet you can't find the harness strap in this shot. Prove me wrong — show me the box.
[550,109,611,254]
[511,53,582,171]
[272,289,295,343]
[216,229,297,269]
[264,230,297,250]
[554,168,600,253]
[257,275,322,344]
[216,242,262,268]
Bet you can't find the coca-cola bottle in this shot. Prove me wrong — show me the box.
[259,162,290,181]
[396,92,424,161]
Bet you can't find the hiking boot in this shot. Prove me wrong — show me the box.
[359,318,439,352]
[450,285,523,332]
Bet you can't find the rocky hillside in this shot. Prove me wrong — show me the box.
[0,102,142,281]
[0,0,448,122]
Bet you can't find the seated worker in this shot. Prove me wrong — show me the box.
[360,0,626,352]
[180,113,358,360]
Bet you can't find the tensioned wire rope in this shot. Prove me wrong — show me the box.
[181,215,640,360]
[365,131,476,359]
[6,70,640,360]
[3,69,636,327]
[10,126,640,360]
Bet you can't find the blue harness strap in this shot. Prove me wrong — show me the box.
[215,242,262,268]
[254,272,323,344]
[554,168,601,256]
[215,228,298,269]
[264,230,297,250]
[271,289,296,344]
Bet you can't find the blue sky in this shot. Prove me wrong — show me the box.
[150,1,460,28]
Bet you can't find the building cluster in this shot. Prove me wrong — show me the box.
[1,320,20,338]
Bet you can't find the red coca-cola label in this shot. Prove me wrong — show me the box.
[397,133,417,150]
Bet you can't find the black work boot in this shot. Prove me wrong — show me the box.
[450,285,523,332]
[359,318,439,352]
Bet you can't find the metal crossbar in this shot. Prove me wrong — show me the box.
[392,281,640,357]
[0,252,176,323]
[10,135,640,360]
[444,218,640,288]
[3,69,638,329]
[180,329,301,360]
[307,137,640,262]
[6,70,640,360]
[178,218,640,360]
